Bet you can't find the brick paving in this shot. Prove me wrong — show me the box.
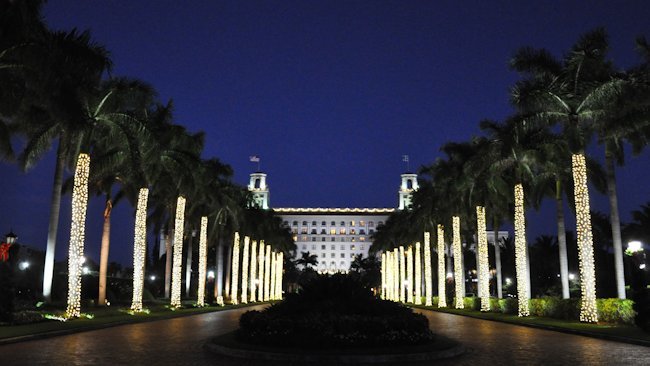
[2,305,649,365]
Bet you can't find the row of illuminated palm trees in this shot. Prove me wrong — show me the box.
[372,28,650,323]
[0,1,294,317]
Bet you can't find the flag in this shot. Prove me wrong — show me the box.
[249,155,260,163]
[402,155,409,162]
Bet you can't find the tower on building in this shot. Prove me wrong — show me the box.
[398,173,418,210]
[248,172,270,209]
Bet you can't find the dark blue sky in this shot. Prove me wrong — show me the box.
[1,1,649,266]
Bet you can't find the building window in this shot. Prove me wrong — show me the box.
[312,221,317,226]
[340,253,345,258]
[340,228,346,235]
[350,220,355,226]
[301,228,308,234]
[293,235,298,242]
[350,253,355,258]
[322,237,326,242]
[331,253,335,258]
[351,237,356,242]
[331,237,336,242]
[359,220,365,226]
[321,245,326,250]
[368,221,374,227]
[331,221,336,226]
[350,229,356,235]
[322,221,327,226]
[331,245,335,250]
[360,236,366,242]
[311,229,317,234]
[254,178,261,189]
[351,245,356,250]
[321,229,326,234]
[302,236,307,241]
[283,221,289,226]
[293,221,298,226]
[312,237,316,242]
[369,229,375,235]
[359,229,366,235]
[302,221,308,226]
[330,229,336,235]
[311,245,316,250]
[340,245,345,250]
[291,228,297,234]
[340,221,346,226]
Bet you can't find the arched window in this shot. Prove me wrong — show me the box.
[254,178,261,189]
[406,179,413,190]
[302,221,308,226]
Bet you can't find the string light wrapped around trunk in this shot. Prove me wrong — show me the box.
[414,242,422,305]
[393,248,399,302]
[437,225,447,308]
[399,246,406,303]
[381,252,387,299]
[250,240,258,302]
[276,251,284,300]
[230,232,240,305]
[270,251,276,300]
[477,206,490,312]
[170,196,186,308]
[406,245,414,303]
[241,236,250,304]
[264,244,271,301]
[452,216,464,309]
[424,232,433,306]
[130,188,149,312]
[65,153,91,318]
[514,184,530,316]
[196,216,208,307]
[572,154,598,323]
[258,240,265,301]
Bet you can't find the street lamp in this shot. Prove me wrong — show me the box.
[627,241,644,255]
[5,230,17,245]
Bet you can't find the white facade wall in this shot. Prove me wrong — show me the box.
[274,209,392,273]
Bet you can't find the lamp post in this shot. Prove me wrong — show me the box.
[626,240,648,331]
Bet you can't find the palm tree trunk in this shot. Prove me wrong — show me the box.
[164,227,173,298]
[493,217,503,299]
[224,242,233,298]
[556,180,570,299]
[214,238,224,300]
[185,231,193,298]
[42,139,66,302]
[605,146,626,299]
[98,196,112,305]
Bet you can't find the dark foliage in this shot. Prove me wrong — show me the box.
[238,274,434,348]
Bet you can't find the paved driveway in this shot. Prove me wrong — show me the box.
[2,306,649,365]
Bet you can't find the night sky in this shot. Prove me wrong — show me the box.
[1,1,649,266]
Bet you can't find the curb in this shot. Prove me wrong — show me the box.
[0,304,261,346]
[413,306,650,348]
[204,335,466,363]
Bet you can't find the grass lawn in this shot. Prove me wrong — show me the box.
[413,305,650,344]
[0,301,267,341]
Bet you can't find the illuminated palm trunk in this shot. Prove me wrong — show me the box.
[98,198,112,306]
[393,248,399,302]
[437,225,447,308]
[476,206,490,311]
[514,184,530,316]
[381,252,387,299]
[388,251,395,301]
[264,244,271,301]
[130,188,149,312]
[258,240,265,301]
[250,240,258,302]
[65,153,91,318]
[414,242,422,305]
[229,232,240,305]
[452,217,464,309]
[170,196,186,308]
[241,236,250,304]
[276,252,284,299]
[399,246,406,303]
[424,232,433,306]
[196,216,208,307]
[269,251,276,300]
[572,154,598,322]
[406,245,414,303]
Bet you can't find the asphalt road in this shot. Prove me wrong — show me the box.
[2,305,649,365]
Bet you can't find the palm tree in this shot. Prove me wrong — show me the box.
[295,251,318,269]
[510,29,625,320]
[15,28,112,301]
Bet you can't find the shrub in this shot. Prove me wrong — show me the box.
[597,298,636,325]
[238,274,434,348]
[489,298,501,313]
[498,298,518,314]
[463,297,480,310]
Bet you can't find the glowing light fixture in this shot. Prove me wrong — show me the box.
[264,244,271,301]
[250,240,258,302]
[65,153,90,318]
[476,206,490,312]
[196,216,208,307]
[230,232,240,305]
[424,232,433,306]
[514,184,530,316]
[452,217,463,309]
[170,196,186,308]
[572,154,598,323]
[130,187,149,312]
[241,236,250,304]
[437,225,447,308]
[414,242,422,305]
